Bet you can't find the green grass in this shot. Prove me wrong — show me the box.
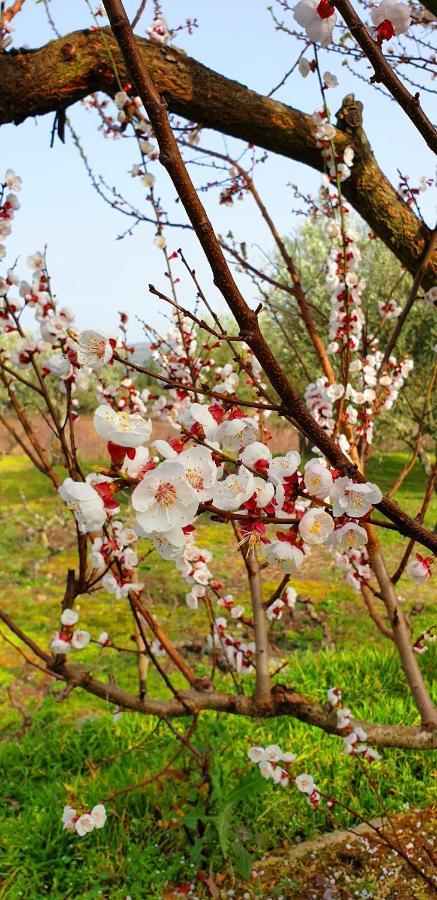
[0,452,435,898]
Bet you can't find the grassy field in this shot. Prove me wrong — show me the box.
[0,452,436,898]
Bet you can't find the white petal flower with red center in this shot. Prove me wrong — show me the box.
[240,441,272,471]
[378,299,402,319]
[4,169,22,192]
[151,639,166,656]
[58,478,107,533]
[298,58,311,77]
[266,598,285,621]
[147,12,171,43]
[315,122,336,141]
[75,814,95,837]
[122,446,151,479]
[327,686,342,707]
[216,417,258,452]
[178,445,217,502]
[304,459,333,499]
[337,706,352,729]
[295,773,315,794]
[186,584,206,610]
[330,477,382,519]
[192,563,212,585]
[101,573,142,599]
[212,466,255,511]
[268,450,301,484]
[51,636,70,654]
[62,806,77,831]
[76,330,114,369]
[179,402,217,438]
[323,71,338,88]
[27,251,44,270]
[370,0,411,41]
[120,548,138,569]
[132,460,198,532]
[40,313,69,345]
[247,746,265,763]
[230,604,245,619]
[117,528,137,549]
[299,508,334,545]
[89,542,105,570]
[259,760,274,779]
[61,609,79,626]
[98,632,110,646]
[329,522,368,551]
[91,804,107,829]
[46,353,73,379]
[94,405,152,449]
[71,630,91,650]
[284,586,297,608]
[294,0,336,47]
[145,527,186,560]
[264,539,306,573]
[406,554,433,584]
[251,477,275,509]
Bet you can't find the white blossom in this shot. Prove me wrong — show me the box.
[212,466,255,511]
[294,0,336,46]
[299,508,334,544]
[330,477,382,519]
[58,478,107,533]
[94,405,152,448]
[76,330,114,369]
[132,461,198,532]
[60,608,79,626]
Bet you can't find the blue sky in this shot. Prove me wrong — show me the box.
[2,0,435,339]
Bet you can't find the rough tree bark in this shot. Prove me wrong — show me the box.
[0,29,435,287]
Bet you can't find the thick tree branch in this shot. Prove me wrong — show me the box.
[0,29,435,286]
[39,657,437,750]
[2,606,435,748]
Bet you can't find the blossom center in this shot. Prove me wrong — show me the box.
[88,338,107,359]
[185,467,204,491]
[155,481,177,507]
[227,477,244,496]
[347,490,364,510]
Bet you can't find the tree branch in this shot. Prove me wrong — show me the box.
[333,0,437,154]
[0,29,435,286]
[91,5,437,555]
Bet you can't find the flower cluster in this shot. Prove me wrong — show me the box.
[294,0,336,47]
[336,706,381,761]
[313,113,354,183]
[247,744,296,786]
[406,553,433,585]
[51,608,90,654]
[209,617,256,673]
[266,585,297,621]
[293,0,410,47]
[58,474,119,534]
[62,803,107,836]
